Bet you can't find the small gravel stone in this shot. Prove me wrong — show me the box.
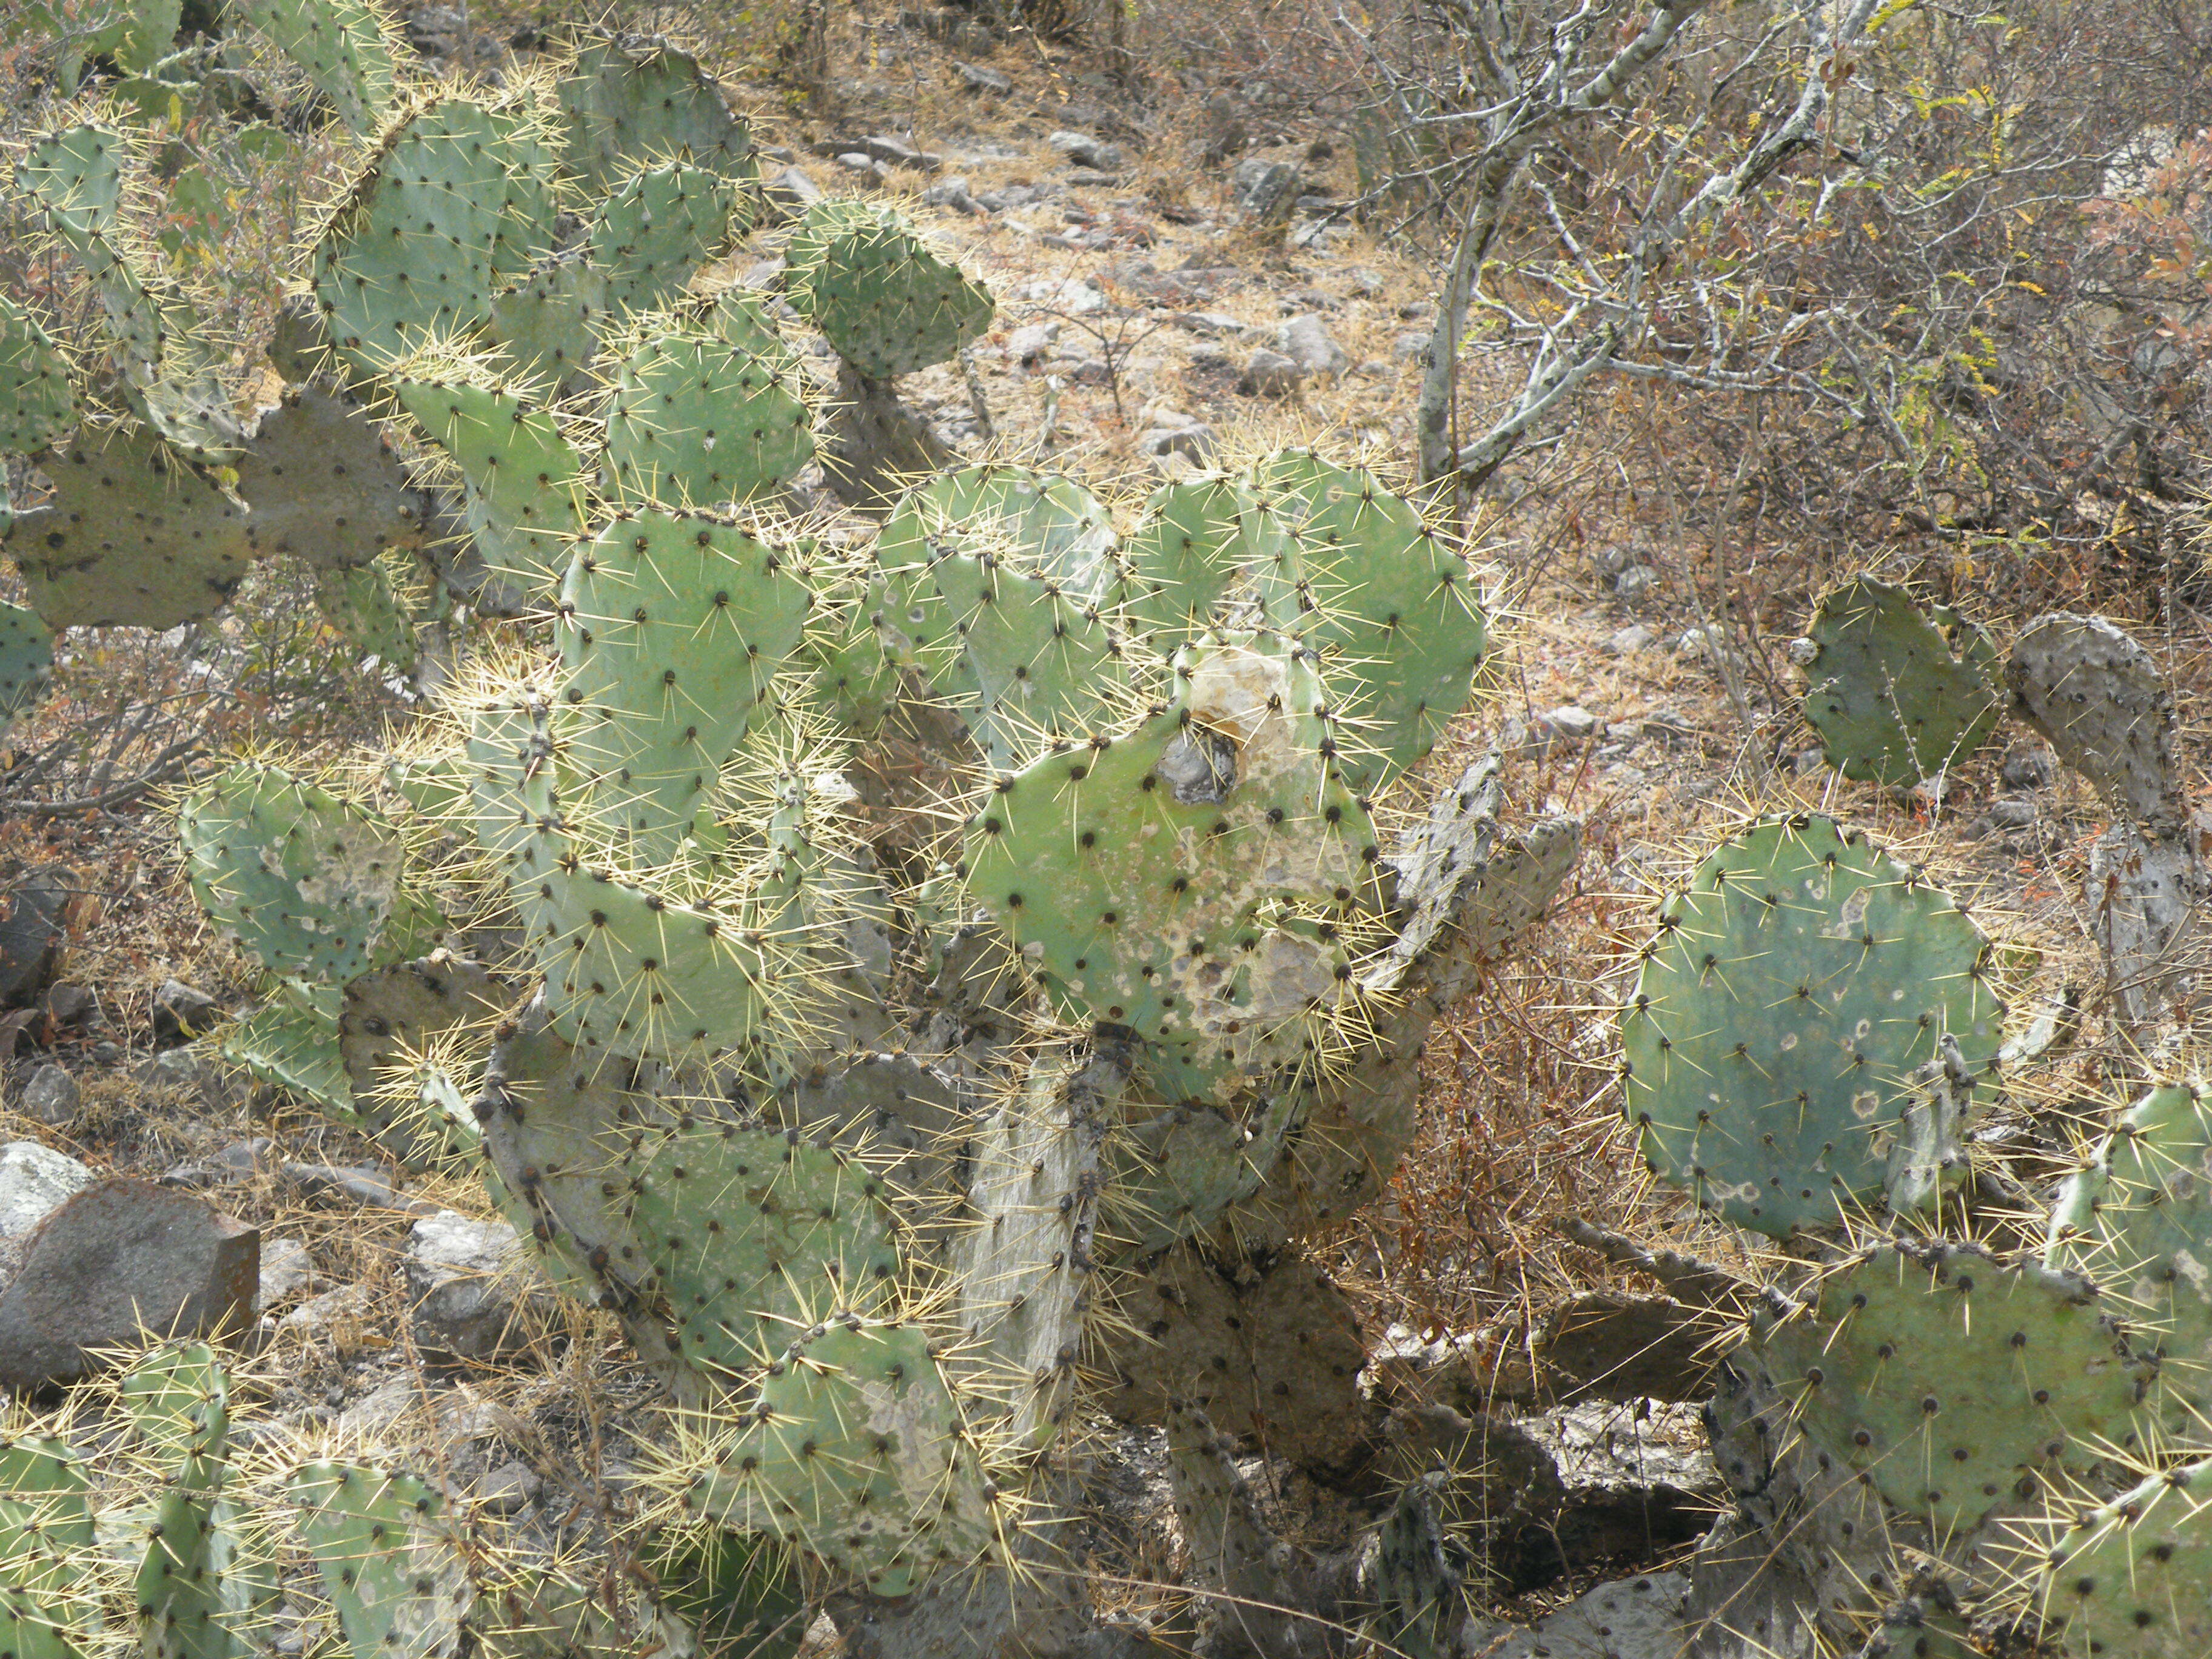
[18,1065,78,1127]
[1606,625,1657,655]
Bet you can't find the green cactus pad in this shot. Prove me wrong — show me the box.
[289,1463,473,1659]
[643,1530,809,1659]
[0,1436,96,1659]
[622,1121,902,1376]
[0,603,55,740]
[217,993,355,1122]
[0,295,76,455]
[312,96,558,378]
[928,551,1127,767]
[2046,1082,2212,1410]
[122,1341,229,1460]
[488,164,742,390]
[962,631,1386,1067]
[1754,1241,2149,1532]
[1119,475,1292,651]
[1799,577,2002,787]
[138,1490,276,1659]
[1621,814,2004,1238]
[882,463,1119,595]
[1249,452,1489,794]
[529,859,797,1066]
[553,510,812,860]
[598,326,813,509]
[588,162,744,310]
[2039,1456,2212,1659]
[235,386,431,572]
[784,199,994,380]
[313,559,420,671]
[180,762,441,988]
[19,124,240,461]
[232,0,397,134]
[392,381,588,594]
[555,35,756,193]
[673,1318,999,1597]
[124,1344,274,1659]
[6,423,253,629]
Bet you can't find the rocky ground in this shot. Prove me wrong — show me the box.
[0,7,2184,1654]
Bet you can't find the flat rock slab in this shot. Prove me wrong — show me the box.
[0,1178,257,1391]
[1478,1572,1690,1659]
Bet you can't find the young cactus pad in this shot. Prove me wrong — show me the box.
[2039,1456,2212,1659]
[1754,1241,2148,1533]
[0,1436,96,1659]
[1620,814,2004,1238]
[2046,1081,2212,1410]
[1798,577,2001,788]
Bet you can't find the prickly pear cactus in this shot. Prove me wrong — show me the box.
[1248,452,1490,795]
[231,0,400,134]
[1753,1241,2148,1532]
[554,33,755,193]
[598,314,813,509]
[8,423,255,630]
[662,1318,1002,1597]
[1798,576,2001,787]
[783,199,994,381]
[0,1436,96,1659]
[0,603,55,739]
[2038,1456,2212,1659]
[0,293,76,455]
[962,630,1388,1078]
[2006,613,2184,830]
[1621,814,2005,1238]
[289,1463,473,1659]
[311,93,559,379]
[178,762,443,990]
[2047,1081,2212,1409]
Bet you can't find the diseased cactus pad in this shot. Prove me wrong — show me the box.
[7,423,253,631]
[1798,576,2000,787]
[1754,1241,2148,1533]
[1621,814,2003,1238]
[963,631,1387,1073]
[0,603,55,740]
[180,762,442,988]
[288,1463,472,1659]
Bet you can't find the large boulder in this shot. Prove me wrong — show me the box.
[0,1178,258,1391]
